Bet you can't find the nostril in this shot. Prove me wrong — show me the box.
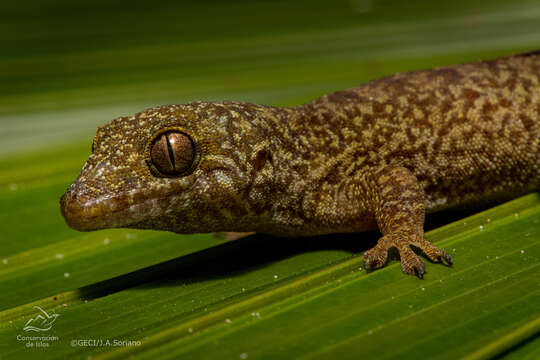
[74,193,90,205]
[60,189,92,231]
[60,186,83,213]
[62,182,92,205]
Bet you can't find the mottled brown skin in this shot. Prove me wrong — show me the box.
[61,52,540,278]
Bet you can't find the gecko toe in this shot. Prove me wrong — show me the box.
[442,251,453,266]
[399,245,426,278]
[363,244,389,271]
[413,238,453,266]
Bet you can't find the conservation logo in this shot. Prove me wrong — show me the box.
[23,306,59,332]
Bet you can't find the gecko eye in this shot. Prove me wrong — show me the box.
[149,131,195,176]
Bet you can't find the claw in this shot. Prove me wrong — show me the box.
[411,265,425,279]
[400,246,426,278]
[443,252,453,266]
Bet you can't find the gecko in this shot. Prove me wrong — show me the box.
[60,51,540,278]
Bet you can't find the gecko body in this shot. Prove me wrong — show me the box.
[61,52,540,277]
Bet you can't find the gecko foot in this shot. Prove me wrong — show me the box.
[363,230,452,278]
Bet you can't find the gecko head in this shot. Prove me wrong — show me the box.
[60,102,278,233]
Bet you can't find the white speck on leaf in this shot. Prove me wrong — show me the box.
[56,253,64,259]
[64,272,70,278]
[104,238,110,245]
[2,258,7,264]
[240,353,248,359]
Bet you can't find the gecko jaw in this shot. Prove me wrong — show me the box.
[59,187,169,231]
[61,191,128,231]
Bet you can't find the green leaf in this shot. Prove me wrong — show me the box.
[1,186,538,358]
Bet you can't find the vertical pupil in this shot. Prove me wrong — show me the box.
[165,134,176,169]
[150,131,195,176]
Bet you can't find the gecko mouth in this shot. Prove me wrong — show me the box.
[61,191,129,231]
[60,187,165,231]
[60,168,197,232]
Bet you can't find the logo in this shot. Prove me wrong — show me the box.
[23,306,59,332]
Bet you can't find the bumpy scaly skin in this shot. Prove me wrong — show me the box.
[61,52,540,277]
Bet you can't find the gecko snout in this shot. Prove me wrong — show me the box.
[60,178,169,232]
[60,188,102,231]
[59,177,125,231]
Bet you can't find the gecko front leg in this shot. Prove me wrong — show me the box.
[364,165,453,278]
